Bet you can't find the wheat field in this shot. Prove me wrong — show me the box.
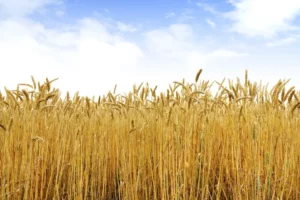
[0,70,299,199]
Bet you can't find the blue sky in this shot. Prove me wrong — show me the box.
[1,0,300,96]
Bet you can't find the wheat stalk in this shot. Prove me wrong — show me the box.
[195,68,203,83]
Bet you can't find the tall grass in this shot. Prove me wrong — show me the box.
[0,70,299,199]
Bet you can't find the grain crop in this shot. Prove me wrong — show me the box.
[0,70,299,199]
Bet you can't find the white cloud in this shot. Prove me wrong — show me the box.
[143,24,247,91]
[145,24,245,60]
[0,4,249,97]
[265,36,299,47]
[116,22,137,32]
[227,0,300,38]
[5,16,289,99]
[197,2,219,15]
[0,18,203,97]
[0,18,144,96]
[165,12,176,18]
[206,19,216,28]
[144,24,195,57]
[169,24,194,40]
[0,0,62,17]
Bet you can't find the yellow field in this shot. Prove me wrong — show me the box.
[0,70,299,199]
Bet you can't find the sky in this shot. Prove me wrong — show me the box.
[0,0,300,97]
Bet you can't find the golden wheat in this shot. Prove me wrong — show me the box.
[0,71,299,200]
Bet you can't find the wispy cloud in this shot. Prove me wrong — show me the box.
[197,2,219,15]
[144,24,195,57]
[116,22,137,32]
[178,8,194,22]
[165,12,176,19]
[206,19,216,28]
[226,0,300,38]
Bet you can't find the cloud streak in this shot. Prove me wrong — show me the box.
[206,19,216,28]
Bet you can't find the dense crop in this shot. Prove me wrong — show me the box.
[0,70,299,199]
